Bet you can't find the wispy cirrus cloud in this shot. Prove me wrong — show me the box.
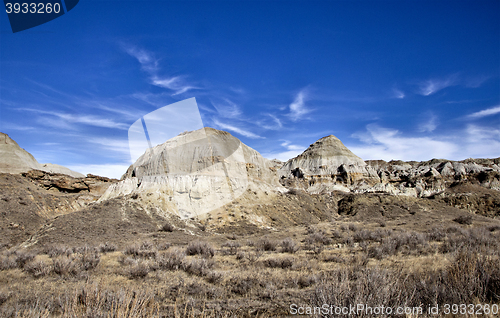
[417,113,438,133]
[122,45,158,72]
[418,74,459,96]
[18,108,129,130]
[211,98,242,118]
[123,44,197,96]
[212,119,263,139]
[151,76,197,96]
[392,88,405,99]
[289,89,312,121]
[467,105,500,119]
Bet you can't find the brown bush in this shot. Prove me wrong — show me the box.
[256,237,277,252]
[156,248,185,270]
[53,255,81,276]
[221,241,240,255]
[45,244,73,258]
[263,256,295,269]
[79,252,101,271]
[126,260,150,279]
[280,238,299,253]
[453,215,473,225]
[182,258,214,276]
[98,242,117,253]
[24,259,52,278]
[186,241,215,258]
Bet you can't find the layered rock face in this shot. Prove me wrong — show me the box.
[100,127,282,219]
[278,135,380,193]
[362,158,500,197]
[0,132,84,178]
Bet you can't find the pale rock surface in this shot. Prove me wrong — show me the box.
[100,128,284,219]
[0,132,84,178]
[278,135,380,193]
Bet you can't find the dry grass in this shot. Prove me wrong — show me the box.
[0,224,499,317]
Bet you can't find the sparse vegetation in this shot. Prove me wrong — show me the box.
[1,222,499,317]
[186,241,215,258]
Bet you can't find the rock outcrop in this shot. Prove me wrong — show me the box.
[278,135,500,199]
[0,132,85,178]
[100,127,284,219]
[278,135,380,193]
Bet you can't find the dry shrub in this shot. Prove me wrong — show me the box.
[0,290,9,306]
[98,242,117,253]
[229,276,257,295]
[221,241,240,255]
[127,260,151,279]
[280,238,299,253]
[306,231,331,245]
[263,256,295,269]
[24,259,52,278]
[79,251,101,271]
[156,248,185,270]
[0,254,17,270]
[298,274,317,288]
[322,254,345,263]
[256,237,277,252]
[53,255,81,276]
[426,227,446,242]
[45,244,73,258]
[182,258,214,276]
[0,250,36,270]
[186,241,215,258]
[440,227,499,254]
[124,242,157,259]
[157,242,172,251]
[205,270,223,284]
[74,245,98,254]
[453,214,473,225]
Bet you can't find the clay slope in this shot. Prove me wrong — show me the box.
[0,132,85,178]
[0,171,117,248]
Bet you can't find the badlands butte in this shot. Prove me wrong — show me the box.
[0,127,499,248]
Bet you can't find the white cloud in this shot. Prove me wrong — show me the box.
[123,45,158,72]
[350,123,500,161]
[213,119,263,139]
[289,89,311,121]
[418,75,459,96]
[464,75,491,88]
[417,113,438,133]
[467,105,500,119]
[280,140,304,151]
[350,124,457,161]
[211,98,242,118]
[392,88,405,99]
[123,44,197,96]
[151,76,196,95]
[66,164,130,179]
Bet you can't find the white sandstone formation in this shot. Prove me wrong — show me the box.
[100,127,283,219]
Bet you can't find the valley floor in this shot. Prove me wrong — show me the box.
[1,218,499,318]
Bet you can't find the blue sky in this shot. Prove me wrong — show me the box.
[1,0,499,178]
